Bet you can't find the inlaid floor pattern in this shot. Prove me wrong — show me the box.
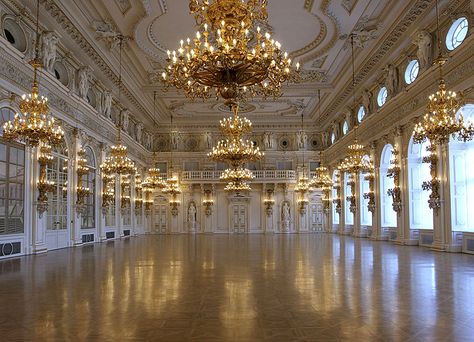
[0,234,473,341]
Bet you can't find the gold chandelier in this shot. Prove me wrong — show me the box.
[161,0,299,102]
[162,173,182,216]
[100,36,135,176]
[340,139,371,174]
[413,0,473,146]
[220,166,254,192]
[294,112,312,213]
[208,104,263,167]
[310,154,333,213]
[2,0,64,147]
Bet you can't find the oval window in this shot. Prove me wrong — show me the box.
[331,133,335,144]
[342,121,349,135]
[357,106,366,123]
[446,17,468,51]
[405,60,419,85]
[377,87,388,107]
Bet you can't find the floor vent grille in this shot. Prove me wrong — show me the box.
[81,234,94,243]
[0,242,21,257]
[106,232,115,239]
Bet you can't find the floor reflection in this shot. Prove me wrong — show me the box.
[0,234,473,341]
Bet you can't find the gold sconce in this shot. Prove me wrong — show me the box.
[143,185,153,216]
[202,189,214,217]
[386,147,402,214]
[120,175,131,212]
[263,189,275,216]
[37,143,55,216]
[346,173,356,214]
[363,171,376,214]
[134,173,143,215]
[76,148,91,215]
[422,144,441,210]
[332,169,342,214]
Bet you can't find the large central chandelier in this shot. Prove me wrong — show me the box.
[161,0,299,102]
[413,0,473,145]
[100,36,135,176]
[2,0,64,147]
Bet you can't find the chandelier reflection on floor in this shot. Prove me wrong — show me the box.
[161,0,299,102]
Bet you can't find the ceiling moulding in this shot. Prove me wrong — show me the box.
[320,0,432,126]
[36,0,154,125]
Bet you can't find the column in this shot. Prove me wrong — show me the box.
[116,174,123,237]
[337,170,345,235]
[370,144,386,240]
[98,144,107,241]
[353,172,366,237]
[130,174,136,236]
[71,130,83,246]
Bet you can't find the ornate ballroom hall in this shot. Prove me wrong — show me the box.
[0,0,473,340]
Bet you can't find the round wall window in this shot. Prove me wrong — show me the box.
[446,17,468,51]
[377,87,388,107]
[357,106,366,123]
[404,60,419,85]
[3,18,27,53]
[331,133,335,144]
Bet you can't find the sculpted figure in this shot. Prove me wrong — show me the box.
[145,132,153,150]
[386,64,398,96]
[414,31,432,70]
[41,31,59,73]
[136,123,144,144]
[362,89,372,114]
[204,132,212,149]
[77,67,91,99]
[188,202,196,226]
[102,90,112,118]
[121,110,130,132]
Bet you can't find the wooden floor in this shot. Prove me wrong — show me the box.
[0,234,473,341]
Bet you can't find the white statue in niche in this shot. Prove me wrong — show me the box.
[322,132,329,147]
[414,30,432,70]
[385,64,398,96]
[171,131,180,150]
[41,31,59,73]
[77,67,91,99]
[145,132,153,150]
[136,122,144,144]
[188,202,197,231]
[296,131,307,149]
[101,90,112,118]
[281,201,290,232]
[204,132,212,149]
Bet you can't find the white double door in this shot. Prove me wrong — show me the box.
[154,203,168,233]
[231,204,248,233]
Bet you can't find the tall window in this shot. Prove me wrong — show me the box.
[360,155,372,226]
[408,136,433,229]
[332,171,339,225]
[449,104,474,232]
[0,107,25,235]
[81,147,96,229]
[344,172,354,225]
[380,144,397,227]
[46,141,68,231]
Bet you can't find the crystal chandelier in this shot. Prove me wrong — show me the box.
[413,0,474,145]
[100,36,135,176]
[2,0,64,147]
[310,153,333,214]
[294,112,312,213]
[162,173,182,216]
[209,102,262,191]
[161,0,299,102]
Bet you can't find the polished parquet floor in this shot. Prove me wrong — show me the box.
[0,234,473,341]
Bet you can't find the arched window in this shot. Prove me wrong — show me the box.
[342,121,349,135]
[360,155,372,226]
[377,87,388,107]
[357,106,366,123]
[449,104,474,232]
[446,17,468,51]
[46,141,69,232]
[81,147,96,229]
[332,170,339,225]
[0,107,25,236]
[344,172,354,225]
[331,132,335,144]
[407,136,433,230]
[405,60,419,85]
[380,144,397,227]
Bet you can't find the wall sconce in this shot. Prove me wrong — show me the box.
[169,195,180,217]
[203,189,214,216]
[134,173,143,215]
[263,188,275,216]
[422,144,441,210]
[297,197,309,215]
[363,171,376,213]
[76,148,91,215]
[332,169,342,214]
[101,174,115,215]
[386,147,402,214]
[37,143,55,216]
[346,173,356,214]
[143,186,153,216]
[120,175,131,213]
